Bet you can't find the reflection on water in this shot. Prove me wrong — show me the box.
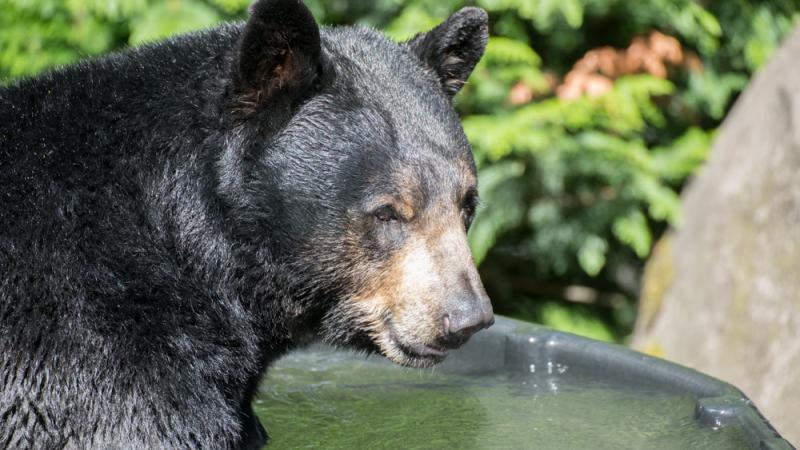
[254,347,748,450]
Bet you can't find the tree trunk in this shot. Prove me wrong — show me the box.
[633,27,800,445]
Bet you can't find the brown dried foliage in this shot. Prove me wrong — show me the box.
[509,31,702,105]
[556,31,701,100]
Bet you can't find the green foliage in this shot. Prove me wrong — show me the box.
[1,0,797,342]
[461,72,684,280]
[128,0,221,45]
[0,0,247,80]
[538,301,615,342]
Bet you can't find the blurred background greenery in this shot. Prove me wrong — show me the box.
[2,0,798,343]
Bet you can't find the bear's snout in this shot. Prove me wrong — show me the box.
[441,296,494,349]
[432,229,494,349]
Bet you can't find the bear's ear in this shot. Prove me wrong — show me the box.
[404,7,489,98]
[233,0,321,113]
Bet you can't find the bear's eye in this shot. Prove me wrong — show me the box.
[461,188,480,230]
[374,205,400,223]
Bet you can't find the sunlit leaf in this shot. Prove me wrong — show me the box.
[613,210,652,258]
[577,235,608,276]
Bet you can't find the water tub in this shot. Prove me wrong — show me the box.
[254,316,793,449]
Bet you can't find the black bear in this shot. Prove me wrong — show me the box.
[0,0,492,448]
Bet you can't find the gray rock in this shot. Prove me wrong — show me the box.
[632,27,800,446]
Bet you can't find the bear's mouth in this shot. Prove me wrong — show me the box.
[381,328,448,368]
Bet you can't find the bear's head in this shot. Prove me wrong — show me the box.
[219,0,493,368]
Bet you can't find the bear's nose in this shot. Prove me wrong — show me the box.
[442,300,494,349]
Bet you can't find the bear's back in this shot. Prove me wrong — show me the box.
[0,25,240,240]
[0,24,265,450]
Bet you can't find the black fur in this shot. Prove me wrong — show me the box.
[0,0,488,448]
